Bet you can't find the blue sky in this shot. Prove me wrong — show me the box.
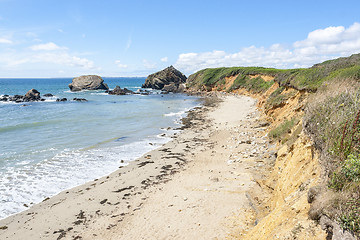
[0,0,360,77]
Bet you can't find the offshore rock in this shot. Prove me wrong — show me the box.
[1,89,44,103]
[142,66,187,92]
[69,75,109,92]
[108,86,134,95]
[24,89,41,101]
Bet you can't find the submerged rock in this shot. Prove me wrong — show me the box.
[69,75,109,92]
[73,98,88,102]
[142,66,187,93]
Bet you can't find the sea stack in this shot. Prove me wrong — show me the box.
[142,66,187,93]
[69,75,109,92]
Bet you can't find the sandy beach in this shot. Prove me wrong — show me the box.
[0,95,276,240]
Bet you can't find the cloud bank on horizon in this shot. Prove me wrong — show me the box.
[175,22,360,74]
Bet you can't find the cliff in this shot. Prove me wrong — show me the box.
[186,53,360,239]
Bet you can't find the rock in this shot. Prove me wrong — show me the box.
[43,93,54,97]
[56,98,67,102]
[142,66,187,93]
[73,98,88,102]
[24,89,41,101]
[307,186,322,203]
[135,89,150,95]
[320,215,356,240]
[108,86,134,95]
[9,95,25,102]
[69,75,109,92]
[162,82,186,93]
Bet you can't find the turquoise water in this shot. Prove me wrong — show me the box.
[0,78,200,219]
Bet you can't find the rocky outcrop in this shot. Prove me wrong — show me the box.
[24,89,41,101]
[142,66,187,93]
[0,89,45,103]
[107,86,134,95]
[69,75,109,92]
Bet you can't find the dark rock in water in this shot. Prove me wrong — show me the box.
[43,93,54,97]
[9,95,25,102]
[1,90,48,103]
[135,89,150,95]
[73,98,88,102]
[24,89,41,101]
[68,75,109,92]
[56,98,67,102]
[108,86,134,95]
[142,66,187,93]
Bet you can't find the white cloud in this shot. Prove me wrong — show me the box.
[30,42,67,51]
[32,52,95,69]
[125,35,132,51]
[115,60,128,68]
[161,57,168,62]
[143,59,157,69]
[175,22,360,74]
[0,38,12,44]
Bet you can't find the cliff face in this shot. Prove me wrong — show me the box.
[186,54,360,239]
[142,66,187,92]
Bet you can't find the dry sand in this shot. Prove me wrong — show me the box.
[0,95,276,240]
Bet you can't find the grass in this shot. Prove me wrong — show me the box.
[187,53,360,93]
[228,75,273,93]
[269,117,298,142]
[186,66,282,90]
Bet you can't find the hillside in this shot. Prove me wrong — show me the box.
[186,53,360,239]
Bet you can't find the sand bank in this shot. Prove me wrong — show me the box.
[0,95,275,240]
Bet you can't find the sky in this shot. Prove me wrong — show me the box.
[0,0,360,78]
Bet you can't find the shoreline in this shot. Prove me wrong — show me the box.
[0,94,274,239]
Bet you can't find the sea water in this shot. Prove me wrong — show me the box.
[0,77,200,219]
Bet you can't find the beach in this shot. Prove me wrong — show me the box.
[0,94,275,240]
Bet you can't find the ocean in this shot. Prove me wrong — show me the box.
[0,77,200,220]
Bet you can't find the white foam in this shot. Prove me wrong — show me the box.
[0,135,169,220]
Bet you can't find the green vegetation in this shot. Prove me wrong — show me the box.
[228,75,273,93]
[269,117,299,142]
[339,198,360,234]
[304,79,360,237]
[186,66,282,90]
[274,53,360,91]
[265,86,297,110]
[187,53,360,93]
